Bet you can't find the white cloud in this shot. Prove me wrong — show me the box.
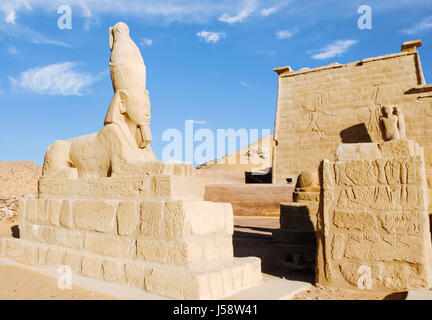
[261,1,290,17]
[30,39,72,48]
[8,46,17,55]
[5,9,16,24]
[140,38,153,47]
[9,62,102,95]
[218,0,256,24]
[261,7,278,17]
[0,20,71,48]
[276,29,296,39]
[0,0,429,27]
[0,0,259,25]
[402,16,432,35]
[310,40,357,60]
[240,81,250,88]
[197,31,226,43]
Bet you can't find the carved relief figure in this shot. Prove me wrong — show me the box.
[380,105,406,141]
[302,104,336,142]
[42,22,192,179]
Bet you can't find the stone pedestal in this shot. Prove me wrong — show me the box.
[272,172,319,271]
[0,176,262,299]
[316,140,432,290]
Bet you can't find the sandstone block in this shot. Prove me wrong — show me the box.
[102,259,125,282]
[164,200,233,239]
[81,255,103,279]
[48,199,62,226]
[125,261,152,289]
[54,228,83,249]
[140,201,164,238]
[136,235,232,266]
[38,245,48,265]
[379,139,423,159]
[36,200,48,222]
[145,268,202,299]
[117,201,140,236]
[24,243,39,265]
[46,248,65,268]
[73,200,117,233]
[3,238,23,258]
[18,199,26,232]
[64,250,82,274]
[31,225,55,243]
[239,257,262,287]
[332,210,377,232]
[336,143,381,161]
[38,176,204,201]
[59,200,73,228]
[26,199,38,221]
[136,239,194,266]
[84,233,136,258]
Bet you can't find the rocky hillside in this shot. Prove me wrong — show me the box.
[0,161,41,196]
[0,161,41,223]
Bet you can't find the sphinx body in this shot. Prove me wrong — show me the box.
[42,22,192,179]
[43,121,161,179]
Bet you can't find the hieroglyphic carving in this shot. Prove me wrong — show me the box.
[317,140,432,290]
[301,92,336,142]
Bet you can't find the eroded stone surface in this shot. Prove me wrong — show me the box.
[316,140,432,290]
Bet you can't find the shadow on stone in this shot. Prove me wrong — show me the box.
[339,123,372,143]
[233,227,315,283]
[383,292,408,300]
[11,225,20,239]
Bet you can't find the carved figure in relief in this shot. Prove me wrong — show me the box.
[380,105,406,141]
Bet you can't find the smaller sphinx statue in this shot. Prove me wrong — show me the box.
[380,105,406,141]
[42,22,192,179]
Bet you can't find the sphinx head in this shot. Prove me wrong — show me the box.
[106,22,152,149]
[105,88,152,148]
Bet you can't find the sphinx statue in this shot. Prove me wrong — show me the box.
[42,22,192,179]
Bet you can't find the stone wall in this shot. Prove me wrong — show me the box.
[272,40,432,193]
[315,140,432,290]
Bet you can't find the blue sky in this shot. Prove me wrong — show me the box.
[0,0,432,165]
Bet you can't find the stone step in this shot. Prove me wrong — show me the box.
[0,237,262,300]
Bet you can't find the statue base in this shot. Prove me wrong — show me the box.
[1,176,263,299]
